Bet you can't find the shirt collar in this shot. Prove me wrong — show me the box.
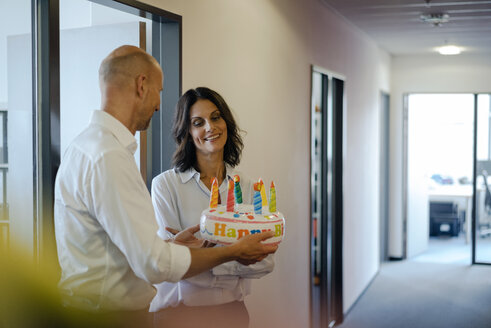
[90,110,138,154]
[178,165,237,184]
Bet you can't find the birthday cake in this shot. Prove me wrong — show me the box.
[200,176,285,246]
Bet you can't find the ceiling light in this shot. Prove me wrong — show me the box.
[420,13,449,27]
[437,45,461,55]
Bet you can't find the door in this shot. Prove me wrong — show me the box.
[474,94,491,264]
[380,92,390,262]
[310,66,344,328]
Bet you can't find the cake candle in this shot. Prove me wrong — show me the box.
[226,178,235,212]
[253,182,262,214]
[269,181,276,212]
[209,177,219,208]
[259,178,268,207]
[234,175,242,204]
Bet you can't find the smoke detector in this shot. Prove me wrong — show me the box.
[420,13,449,27]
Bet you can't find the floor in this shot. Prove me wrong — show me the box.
[337,260,491,328]
[412,233,491,264]
[337,233,491,328]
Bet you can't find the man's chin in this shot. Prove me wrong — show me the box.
[137,119,152,132]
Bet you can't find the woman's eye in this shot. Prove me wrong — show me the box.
[192,120,203,127]
[211,114,221,121]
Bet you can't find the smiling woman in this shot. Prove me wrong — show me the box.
[149,87,275,328]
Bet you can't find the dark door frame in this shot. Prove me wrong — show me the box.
[380,91,390,262]
[310,65,344,328]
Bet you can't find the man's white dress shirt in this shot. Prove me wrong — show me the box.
[54,110,191,312]
[149,167,274,311]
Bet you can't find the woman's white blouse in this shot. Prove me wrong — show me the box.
[149,166,275,311]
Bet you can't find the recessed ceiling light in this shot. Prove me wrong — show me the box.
[420,13,449,27]
[437,45,461,55]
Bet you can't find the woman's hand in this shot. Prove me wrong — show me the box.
[166,225,216,248]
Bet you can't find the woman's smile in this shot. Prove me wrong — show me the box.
[204,133,221,142]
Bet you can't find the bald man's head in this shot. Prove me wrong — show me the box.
[98,45,164,134]
[99,45,160,89]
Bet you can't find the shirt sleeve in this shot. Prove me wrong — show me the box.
[89,150,191,284]
[151,175,183,240]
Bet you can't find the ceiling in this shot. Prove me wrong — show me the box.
[320,0,491,55]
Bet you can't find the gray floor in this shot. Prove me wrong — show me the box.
[412,235,471,265]
[338,235,491,328]
[412,234,491,264]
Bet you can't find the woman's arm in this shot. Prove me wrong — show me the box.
[212,254,275,278]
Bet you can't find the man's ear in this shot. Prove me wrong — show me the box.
[136,74,147,99]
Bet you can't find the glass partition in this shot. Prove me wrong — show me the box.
[59,0,153,172]
[475,94,491,263]
[0,0,34,254]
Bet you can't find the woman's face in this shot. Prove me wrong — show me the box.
[189,99,228,157]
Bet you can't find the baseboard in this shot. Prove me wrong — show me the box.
[342,269,380,319]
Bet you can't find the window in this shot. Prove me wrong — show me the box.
[0,0,33,254]
[1,0,181,260]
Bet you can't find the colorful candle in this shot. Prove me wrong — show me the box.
[253,182,262,214]
[234,175,242,204]
[209,177,219,208]
[269,181,277,212]
[259,178,268,207]
[226,178,235,212]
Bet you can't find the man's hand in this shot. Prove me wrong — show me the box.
[167,225,215,248]
[182,231,278,279]
[230,231,277,265]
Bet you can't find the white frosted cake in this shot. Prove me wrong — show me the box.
[200,176,285,245]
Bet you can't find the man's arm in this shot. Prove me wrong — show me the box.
[183,231,277,279]
[171,226,277,279]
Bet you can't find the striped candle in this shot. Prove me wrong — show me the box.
[209,177,219,208]
[253,182,262,214]
[234,175,242,204]
[259,178,268,207]
[269,181,276,212]
[226,178,235,212]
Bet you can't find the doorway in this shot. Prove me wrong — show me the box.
[404,93,491,265]
[380,91,390,262]
[310,65,344,328]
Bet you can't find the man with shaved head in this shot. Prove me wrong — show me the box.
[54,45,276,328]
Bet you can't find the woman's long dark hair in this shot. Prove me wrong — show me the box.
[172,87,244,172]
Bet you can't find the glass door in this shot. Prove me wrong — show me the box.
[0,0,34,255]
[474,94,491,264]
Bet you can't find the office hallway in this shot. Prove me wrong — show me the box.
[337,261,491,328]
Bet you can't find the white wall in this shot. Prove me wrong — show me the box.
[390,54,491,258]
[142,0,390,326]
